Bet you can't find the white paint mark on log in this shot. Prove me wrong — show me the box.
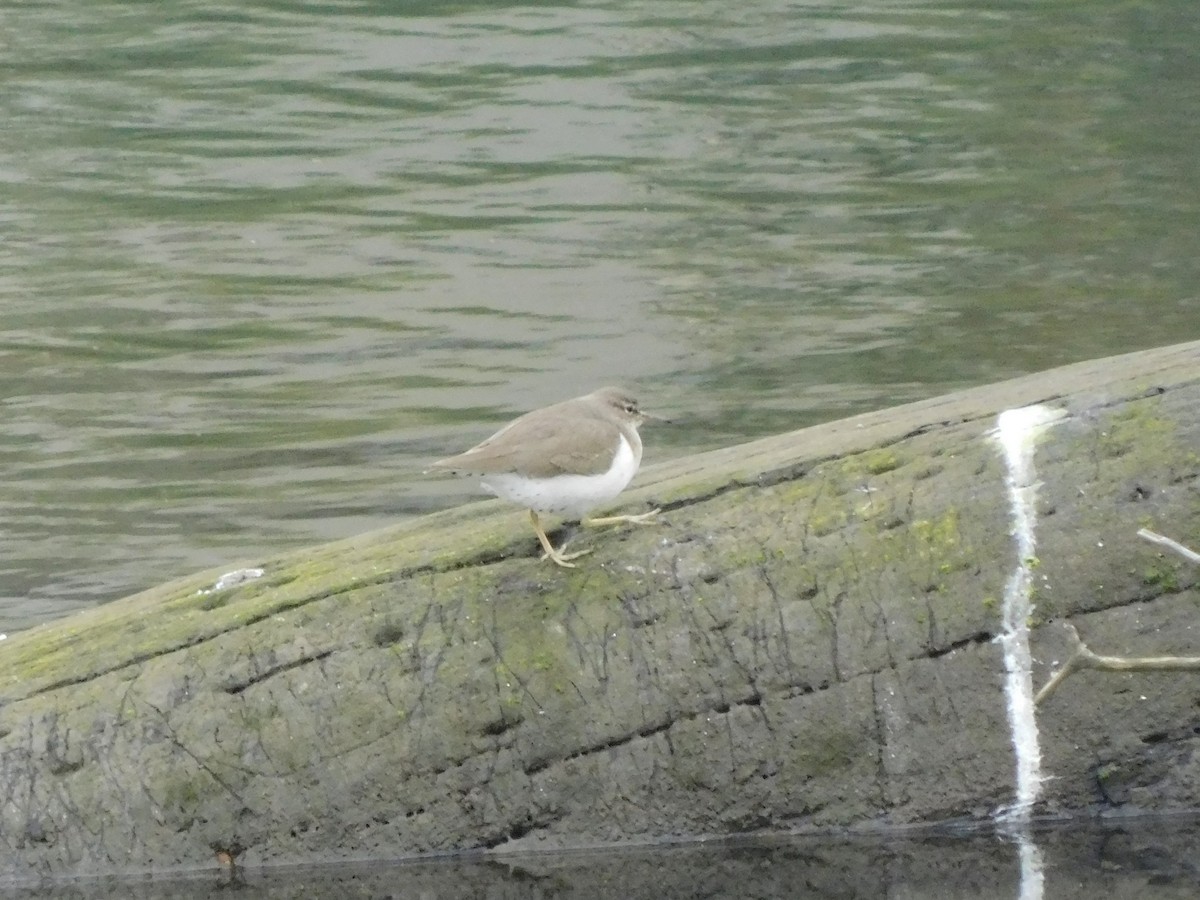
[1015,832,1046,900]
[992,404,1065,824]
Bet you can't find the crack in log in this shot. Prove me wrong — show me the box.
[479,812,558,849]
[485,599,545,716]
[140,699,251,811]
[759,565,798,681]
[521,717,673,777]
[927,631,995,659]
[521,693,765,777]
[869,674,890,802]
[222,649,335,695]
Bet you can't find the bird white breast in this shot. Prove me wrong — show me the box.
[480,434,640,519]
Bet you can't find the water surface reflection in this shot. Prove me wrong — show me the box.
[15,818,1199,899]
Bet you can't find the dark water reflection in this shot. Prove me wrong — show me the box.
[1,0,1199,626]
[5,819,1199,898]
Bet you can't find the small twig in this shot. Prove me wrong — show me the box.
[1137,528,1200,565]
[1036,623,1200,706]
[1035,530,1199,705]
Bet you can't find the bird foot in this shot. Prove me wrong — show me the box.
[530,509,594,568]
[582,508,661,529]
[538,546,593,568]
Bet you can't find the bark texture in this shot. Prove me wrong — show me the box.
[1,341,1198,881]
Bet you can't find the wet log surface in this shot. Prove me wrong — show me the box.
[1,340,1198,881]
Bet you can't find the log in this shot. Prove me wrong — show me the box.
[1,340,1198,880]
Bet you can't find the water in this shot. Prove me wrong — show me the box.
[1,1,1198,629]
[4,818,1199,897]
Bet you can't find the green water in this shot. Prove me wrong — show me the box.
[1,0,1198,628]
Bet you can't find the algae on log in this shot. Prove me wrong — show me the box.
[1,341,1198,879]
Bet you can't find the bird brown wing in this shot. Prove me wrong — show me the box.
[430,411,618,478]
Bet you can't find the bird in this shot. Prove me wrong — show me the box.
[428,386,660,567]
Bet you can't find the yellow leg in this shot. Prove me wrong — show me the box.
[582,508,661,528]
[529,510,592,568]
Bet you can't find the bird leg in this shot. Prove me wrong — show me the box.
[529,510,592,568]
[582,508,661,528]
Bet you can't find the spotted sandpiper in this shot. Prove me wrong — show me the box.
[428,386,660,567]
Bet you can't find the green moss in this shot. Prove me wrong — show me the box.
[0,500,545,703]
[863,450,902,475]
[792,725,862,776]
[911,511,961,550]
[901,510,976,581]
[808,510,849,538]
[1098,403,1175,459]
[159,774,205,811]
[197,592,231,611]
[1142,563,1180,592]
[839,449,905,479]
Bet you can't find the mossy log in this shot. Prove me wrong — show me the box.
[1,341,1198,880]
